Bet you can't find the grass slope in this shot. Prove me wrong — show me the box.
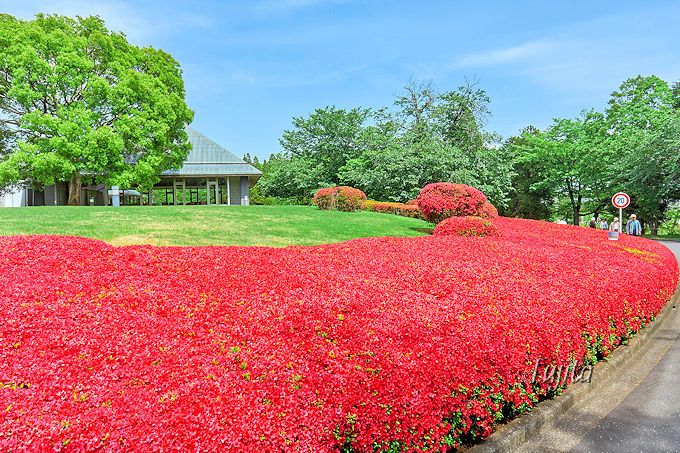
[0,205,431,246]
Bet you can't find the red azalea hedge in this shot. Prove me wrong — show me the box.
[0,219,678,451]
[416,183,497,224]
[434,216,501,237]
[361,200,424,219]
[313,186,367,212]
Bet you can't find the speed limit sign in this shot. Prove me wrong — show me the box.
[610,192,630,241]
[612,192,630,209]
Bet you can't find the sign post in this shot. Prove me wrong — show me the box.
[611,192,630,240]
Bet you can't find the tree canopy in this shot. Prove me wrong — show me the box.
[505,75,679,232]
[258,79,513,206]
[0,13,193,204]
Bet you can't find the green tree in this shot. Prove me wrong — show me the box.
[502,127,554,220]
[0,14,193,205]
[341,80,512,205]
[606,76,677,232]
[515,112,613,225]
[624,113,680,234]
[279,106,370,184]
[255,152,330,199]
[339,127,477,202]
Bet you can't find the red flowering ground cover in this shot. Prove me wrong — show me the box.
[0,218,677,452]
[433,216,501,237]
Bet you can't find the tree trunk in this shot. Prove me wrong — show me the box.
[573,206,580,226]
[650,220,658,236]
[67,173,81,206]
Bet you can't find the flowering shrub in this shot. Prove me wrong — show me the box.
[416,182,496,223]
[0,219,677,451]
[362,200,424,219]
[313,186,367,212]
[479,201,499,219]
[434,216,501,237]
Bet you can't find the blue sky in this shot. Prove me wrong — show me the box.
[5,0,680,159]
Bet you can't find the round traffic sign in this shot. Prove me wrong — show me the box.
[612,192,630,209]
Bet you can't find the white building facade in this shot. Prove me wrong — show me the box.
[0,187,26,207]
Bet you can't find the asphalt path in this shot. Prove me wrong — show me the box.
[514,241,680,453]
[570,241,680,453]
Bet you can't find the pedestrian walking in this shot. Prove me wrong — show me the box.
[609,217,620,233]
[626,214,642,236]
[588,217,596,228]
[599,218,608,230]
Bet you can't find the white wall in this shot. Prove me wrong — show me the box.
[0,188,26,207]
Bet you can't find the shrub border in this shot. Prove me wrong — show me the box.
[469,277,680,452]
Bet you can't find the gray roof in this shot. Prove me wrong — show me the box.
[162,127,262,177]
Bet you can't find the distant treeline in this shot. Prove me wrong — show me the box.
[246,76,680,234]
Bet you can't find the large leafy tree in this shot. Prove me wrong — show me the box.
[605,76,677,231]
[341,80,512,205]
[255,152,330,199]
[279,106,370,185]
[261,79,512,205]
[502,126,554,220]
[0,14,193,205]
[514,112,613,225]
[623,113,680,234]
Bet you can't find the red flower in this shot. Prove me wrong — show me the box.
[416,183,497,223]
[434,216,501,237]
[313,186,367,212]
[0,218,676,450]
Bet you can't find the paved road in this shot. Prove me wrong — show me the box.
[570,241,680,453]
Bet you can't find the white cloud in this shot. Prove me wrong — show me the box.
[455,40,558,67]
[3,0,214,44]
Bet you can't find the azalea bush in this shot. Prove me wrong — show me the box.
[0,218,677,451]
[434,216,500,237]
[362,200,424,219]
[416,182,497,224]
[313,186,367,212]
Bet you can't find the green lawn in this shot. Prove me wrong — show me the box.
[0,205,431,246]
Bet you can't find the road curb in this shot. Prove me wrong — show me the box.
[468,280,680,453]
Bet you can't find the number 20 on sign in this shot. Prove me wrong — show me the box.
[610,192,630,241]
[612,192,630,209]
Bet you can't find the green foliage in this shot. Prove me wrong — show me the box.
[343,80,512,206]
[257,79,512,206]
[255,152,331,199]
[608,76,678,233]
[0,13,193,204]
[502,126,553,220]
[280,106,370,183]
[506,74,679,227]
[624,113,680,232]
[512,111,613,225]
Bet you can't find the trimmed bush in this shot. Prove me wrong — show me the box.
[361,200,424,219]
[433,216,501,237]
[313,186,366,212]
[416,182,496,223]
